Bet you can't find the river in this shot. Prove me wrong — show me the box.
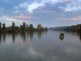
[0,30,81,61]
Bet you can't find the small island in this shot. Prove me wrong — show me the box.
[0,22,48,33]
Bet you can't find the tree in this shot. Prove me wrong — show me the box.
[27,25,28,28]
[12,22,15,27]
[29,24,33,31]
[0,22,2,32]
[45,27,48,31]
[0,22,1,28]
[20,25,23,31]
[22,22,27,31]
[37,24,43,30]
[23,22,26,28]
[30,24,33,29]
[26,25,28,30]
[2,23,6,32]
[12,22,15,30]
[3,23,5,29]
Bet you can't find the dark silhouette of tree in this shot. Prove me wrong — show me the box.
[20,25,23,31]
[0,22,1,28]
[26,25,28,30]
[3,23,5,29]
[30,24,33,28]
[12,22,15,27]
[12,22,15,31]
[19,22,27,32]
[2,23,6,32]
[44,27,48,31]
[27,25,28,28]
[23,22,26,28]
[0,22,2,32]
[29,24,33,31]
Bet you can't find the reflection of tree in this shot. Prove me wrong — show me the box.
[30,32,33,39]
[3,33,6,42]
[79,34,81,41]
[0,33,2,42]
[59,34,64,41]
[12,33,15,43]
[26,32,29,39]
[77,32,81,41]
[37,31,43,39]
[20,32,26,42]
[44,31,48,36]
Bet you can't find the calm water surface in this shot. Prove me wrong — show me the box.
[0,31,81,61]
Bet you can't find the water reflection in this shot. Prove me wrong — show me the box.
[1,31,81,61]
[76,32,81,41]
[37,31,43,39]
[29,32,33,39]
[0,31,81,43]
[0,33,6,42]
[79,33,81,41]
[12,33,16,43]
[0,33,2,42]
[20,32,26,42]
[3,33,6,42]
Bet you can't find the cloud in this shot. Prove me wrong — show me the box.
[64,16,81,21]
[14,15,33,19]
[16,0,45,13]
[27,2,44,13]
[0,15,33,20]
[0,8,4,11]
[12,0,81,27]
[16,0,81,13]
[65,0,81,11]
[0,16,30,26]
[0,0,81,27]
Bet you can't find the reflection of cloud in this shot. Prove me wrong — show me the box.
[21,46,44,59]
[27,47,44,58]
[21,46,71,61]
[65,47,77,54]
[21,38,44,59]
[64,47,81,56]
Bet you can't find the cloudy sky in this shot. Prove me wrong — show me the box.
[0,0,81,27]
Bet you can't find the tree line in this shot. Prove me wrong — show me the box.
[54,24,81,32]
[0,22,48,33]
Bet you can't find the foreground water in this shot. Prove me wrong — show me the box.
[0,31,81,61]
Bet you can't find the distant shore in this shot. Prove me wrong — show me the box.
[49,24,81,32]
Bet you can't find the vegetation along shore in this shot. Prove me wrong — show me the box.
[0,22,48,33]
